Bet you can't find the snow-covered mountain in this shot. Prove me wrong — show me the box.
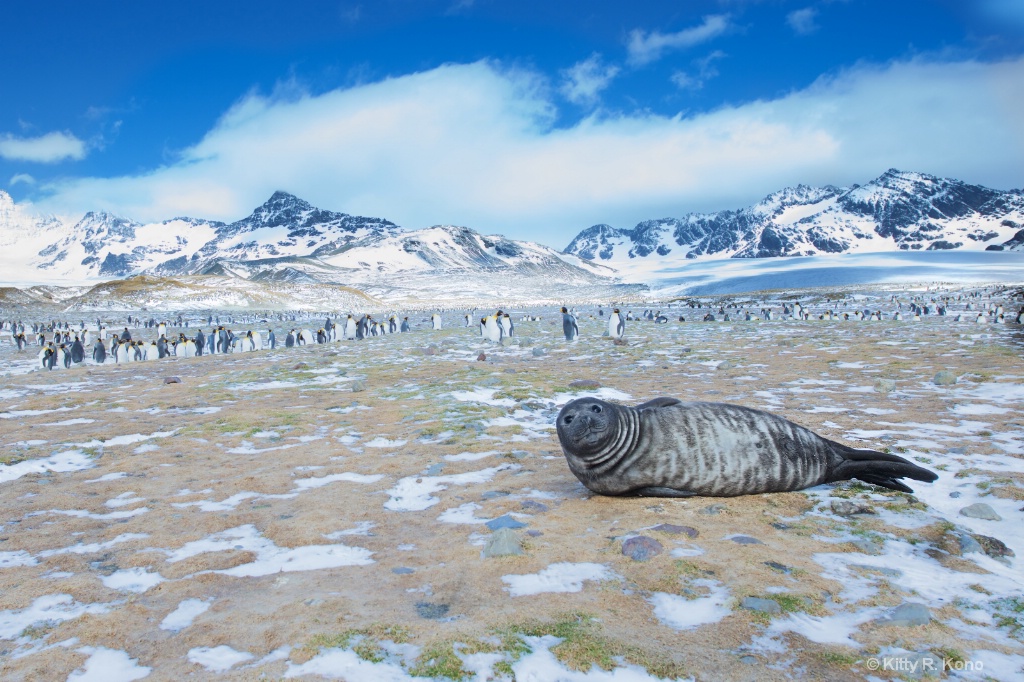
[563,170,1024,272]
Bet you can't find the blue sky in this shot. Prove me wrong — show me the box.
[2,0,1023,247]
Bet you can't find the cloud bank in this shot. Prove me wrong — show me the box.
[29,57,1024,247]
[0,131,86,163]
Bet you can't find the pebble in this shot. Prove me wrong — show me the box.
[740,597,781,614]
[531,348,545,357]
[392,567,415,575]
[477,353,486,362]
[486,515,527,531]
[520,500,548,512]
[830,500,876,516]
[730,535,763,545]
[163,376,182,384]
[482,528,525,557]
[738,655,759,665]
[763,561,791,574]
[716,360,735,371]
[699,504,726,515]
[949,491,962,499]
[621,536,663,561]
[650,524,699,538]
[480,491,510,500]
[933,370,957,386]
[350,380,366,393]
[959,502,1001,521]
[877,602,931,627]
[568,379,602,389]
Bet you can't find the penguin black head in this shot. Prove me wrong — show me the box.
[561,307,568,313]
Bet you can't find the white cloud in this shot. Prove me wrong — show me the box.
[0,131,86,163]
[9,173,36,187]
[560,54,620,106]
[626,15,732,66]
[787,7,820,35]
[30,57,1024,248]
[671,50,726,91]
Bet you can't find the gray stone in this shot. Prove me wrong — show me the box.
[423,463,444,476]
[874,378,897,393]
[486,515,527,531]
[878,602,931,627]
[480,490,510,500]
[526,530,543,537]
[959,503,1001,521]
[958,533,983,555]
[518,337,533,347]
[392,567,415,574]
[949,491,962,498]
[740,597,781,614]
[852,564,903,578]
[621,535,663,561]
[763,561,792,574]
[163,376,182,384]
[730,535,763,545]
[568,379,602,389]
[831,499,877,516]
[699,503,726,515]
[350,380,366,393]
[415,602,449,620]
[650,524,699,538]
[933,370,958,386]
[739,655,759,665]
[716,360,735,371]
[973,533,1015,561]
[482,528,525,557]
[520,500,549,512]
[531,347,545,357]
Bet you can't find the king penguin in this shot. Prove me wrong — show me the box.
[431,313,442,330]
[608,309,624,339]
[561,307,579,341]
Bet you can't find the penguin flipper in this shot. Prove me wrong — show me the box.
[635,397,682,411]
[623,486,698,498]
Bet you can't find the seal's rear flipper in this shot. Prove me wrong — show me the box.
[624,486,698,498]
[830,445,938,493]
[635,397,682,411]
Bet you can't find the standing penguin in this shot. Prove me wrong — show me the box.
[157,336,169,359]
[195,329,205,356]
[92,339,106,364]
[389,316,398,334]
[267,328,276,349]
[465,313,472,327]
[285,330,296,348]
[400,317,411,333]
[71,337,85,364]
[344,315,357,340]
[608,309,624,339]
[561,307,579,341]
[483,315,502,343]
[431,313,442,330]
[60,344,72,368]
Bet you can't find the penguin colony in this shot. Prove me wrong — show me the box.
[3,288,1019,373]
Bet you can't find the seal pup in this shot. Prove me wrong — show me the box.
[556,396,937,497]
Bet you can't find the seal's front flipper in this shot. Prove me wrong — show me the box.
[635,397,682,411]
[624,486,698,498]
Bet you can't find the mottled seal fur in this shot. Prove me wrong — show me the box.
[556,396,937,497]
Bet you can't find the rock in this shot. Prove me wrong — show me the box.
[650,524,699,538]
[518,337,532,348]
[415,602,449,620]
[740,597,781,614]
[850,539,883,555]
[738,655,759,665]
[972,533,1015,561]
[949,491,962,498]
[831,500,876,516]
[531,348,545,357]
[480,490,510,500]
[500,337,513,347]
[292,362,309,370]
[486,515,527,531]
[568,379,601,389]
[350,380,366,393]
[699,504,726,515]
[526,530,543,537]
[423,345,439,356]
[770,522,791,531]
[878,602,931,627]
[392,567,415,575]
[933,370,958,386]
[423,463,444,476]
[959,503,1001,521]
[612,338,628,346]
[730,535,763,545]
[763,561,792,574]
[477,353,486,362]
[520,500,549,512]
[621,536,663,561]
[716,360,735,371]
[874,378,897,393]
[482,528,525,557]
[958,533,984,555]
[163,376,182,384]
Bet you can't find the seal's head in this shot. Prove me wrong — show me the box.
[557,397,617,457]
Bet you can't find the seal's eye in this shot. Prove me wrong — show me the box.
[591,405,602,413]
[564,415,574,424]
